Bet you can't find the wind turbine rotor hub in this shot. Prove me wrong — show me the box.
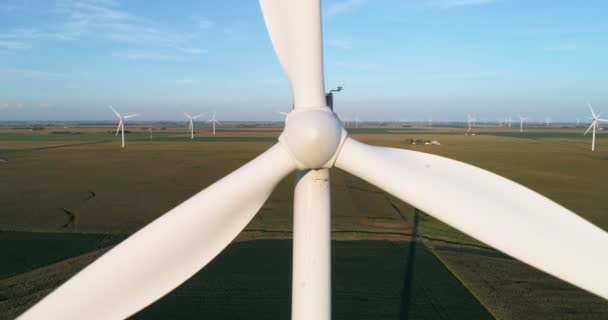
[279,109,346,170]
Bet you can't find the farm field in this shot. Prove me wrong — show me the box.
[1,124,607,319]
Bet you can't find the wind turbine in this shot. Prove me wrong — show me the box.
[208,111,221,135]
[336,113,349,128]
[277,110,289,123]
[507,116,512,128]
[184,112,202,140]
[467,114,475,132]
[584,102,608,151]
[21,2,608,320]
[109,106,138,148]
[518,115,527,133]
[355,113,360,128]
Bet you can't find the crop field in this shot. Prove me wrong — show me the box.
[1,124,607,319]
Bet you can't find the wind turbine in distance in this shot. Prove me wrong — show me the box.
[584,102,607,151]
[277,110,289,123]
[184,112,203,140]
[109,106,138,148]
[467,114,475,132]
[208,111,221,135]
[20,2,608,320]
[518,115,528,133]
[355,113,360,128]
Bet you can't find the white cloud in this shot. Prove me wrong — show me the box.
[52,0,189,45]
[418,71,498,80]
[0,0,198,57]
[544,43,577,52]
[175,79,194,85]
[326,0,367,17]
[326,38,352,50]
[427,0,496,9]
[112,52,184,61]
[0,67,66,79]
[191,16,214,29]
[0,40,31,50]
[178,47,208,55]
[335,61,380,71]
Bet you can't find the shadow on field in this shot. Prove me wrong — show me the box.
[133,239,491,320]
[400,209,420,320]
[0,234,492,320]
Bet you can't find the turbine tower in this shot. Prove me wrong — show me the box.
[208,111,221,135]
[518,115,527,133]
[21,2,608,320]
[184,112,202,140]
[585,102,607,151]
[109,106,138,148]
[467,114,475,132]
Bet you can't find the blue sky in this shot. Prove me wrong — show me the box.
[0,0,607,121]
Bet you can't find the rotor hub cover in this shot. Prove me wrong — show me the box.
[279,108,344,169]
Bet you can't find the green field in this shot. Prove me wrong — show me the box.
[1,124,607,319]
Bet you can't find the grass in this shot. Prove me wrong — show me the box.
[0,238,491,320]
[482,131,604,139]
[1,124,608,319]
[0,231,124,279]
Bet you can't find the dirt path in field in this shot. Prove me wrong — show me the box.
[29,140,110,151]
[60,190,96,230]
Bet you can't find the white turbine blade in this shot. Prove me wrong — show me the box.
[123,114,138,119]
[335,137,608,300]
[109,106,121,118]
[588,102,597,118]
[192,114,202,119]
[19,144,297,320]
[115,119,122,136]
[184,112,192,119]
[215,120,222,125]
[259,0,326,109]
[584,121,595,135]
